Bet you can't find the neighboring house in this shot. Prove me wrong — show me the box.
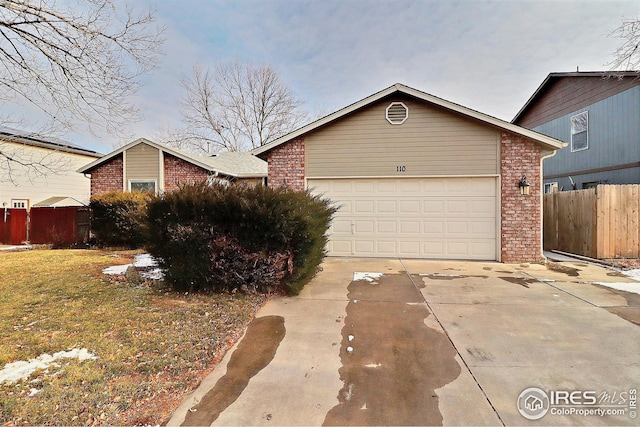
[78,138,267,197]
[253,83,565,263]
[0,127,102,209]
[513,71,640,192]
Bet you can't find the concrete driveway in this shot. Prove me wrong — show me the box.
[167,258,640,426]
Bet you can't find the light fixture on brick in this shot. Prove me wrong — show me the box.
[518,176,531,195]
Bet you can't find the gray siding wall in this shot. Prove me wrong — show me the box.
[305,97,500,178]
[534,86,640,188]
[125,143,160,182]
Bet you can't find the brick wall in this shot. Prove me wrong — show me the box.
[90,155,123,196]
[501,132,545,263]
[266,138,305,191]
[164,154,208,192]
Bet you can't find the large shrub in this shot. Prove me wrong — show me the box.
[145,182,336,295]
[89,191,151,248]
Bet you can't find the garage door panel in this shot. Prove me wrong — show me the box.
[354,200,374,213]
[447,241,470,256]
[309,177,497,260]
[471,220,496,236]
[377,220,397,233]
[377,241,398,255]
[423,241,445,256]
[470,199,495,215]
[354,240,375,255]
[355,181,375,193]
[423,221,445,235]
[331,219,352,234]
[422,200,445,214]
[377,200,397,213]
[399,221,420,234]
[399,200,420,213]
[447,221,469,234]
[399,241,421,256]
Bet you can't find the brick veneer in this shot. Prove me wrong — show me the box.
[500,131,545,263]
[90,154,123,196]
[164,154,208,192]
[89,153,209,197]
[266,138,305,191]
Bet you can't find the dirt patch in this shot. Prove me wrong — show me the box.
[605,307,640,326]
[182,315,285,426]
[547,262,581,277]
[499,276,538,288]
[323,274,461,426]
[597,285,640,326]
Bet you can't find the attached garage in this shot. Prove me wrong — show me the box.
[309,177,497,259]
[253,83,566,263]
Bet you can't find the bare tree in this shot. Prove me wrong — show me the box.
[0,132,71,185]
[607,18,640,71]
[0,0,163,138]
[168,61,309,153]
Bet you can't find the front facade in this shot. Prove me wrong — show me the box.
[513,71,640,191]
[254,84,565,263]
[0,128,101,209]
[78,138,267,197]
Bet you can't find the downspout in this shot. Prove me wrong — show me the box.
[540,150,558,264]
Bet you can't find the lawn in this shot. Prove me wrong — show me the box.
[0,249,267,425]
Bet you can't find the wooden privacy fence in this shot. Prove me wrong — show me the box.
[0,208,28,245]
[0,206,89,246]
[544,184,640,259]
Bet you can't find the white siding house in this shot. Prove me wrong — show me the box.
[0,128,101,209]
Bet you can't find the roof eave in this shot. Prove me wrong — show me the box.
[512,70,640,123]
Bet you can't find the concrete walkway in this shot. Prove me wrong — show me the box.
[167,258,640,426]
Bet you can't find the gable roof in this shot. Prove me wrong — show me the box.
[512,71,640,124]
[0,126,102,158]
[77,138,267,178]
[33,196,86,208]
[252,83,566,156]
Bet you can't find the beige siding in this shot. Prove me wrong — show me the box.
[125,143,160,182]
[305,97,500,178]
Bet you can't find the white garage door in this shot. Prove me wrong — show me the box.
[308,177,497,260]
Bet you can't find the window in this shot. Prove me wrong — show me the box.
[129,180,156,193]
[544,183,558,194]
[11,199,28,209]
[571,111,588,152]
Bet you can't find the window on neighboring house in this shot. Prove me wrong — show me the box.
[571,111,588,152]
[11,199,28,209]
[544,182,558,194]
[129,180,156,193]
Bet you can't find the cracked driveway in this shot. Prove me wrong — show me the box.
[168,258,640,426]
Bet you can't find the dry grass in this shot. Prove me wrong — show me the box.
[0,249,267,425]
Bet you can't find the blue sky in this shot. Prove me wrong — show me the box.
[20,0,640,152]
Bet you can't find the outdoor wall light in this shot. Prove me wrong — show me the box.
[519,176,531,195]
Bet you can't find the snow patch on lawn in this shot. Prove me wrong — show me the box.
[0,348,98,385]
[353,272,384,282]
[102,253,163,280]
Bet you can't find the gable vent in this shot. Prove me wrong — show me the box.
[386,102,408,124]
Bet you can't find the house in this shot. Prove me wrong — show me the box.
[0,127,102,210]
[512,71,640,192]
[78,138,267,197]
[252,83,566,263]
